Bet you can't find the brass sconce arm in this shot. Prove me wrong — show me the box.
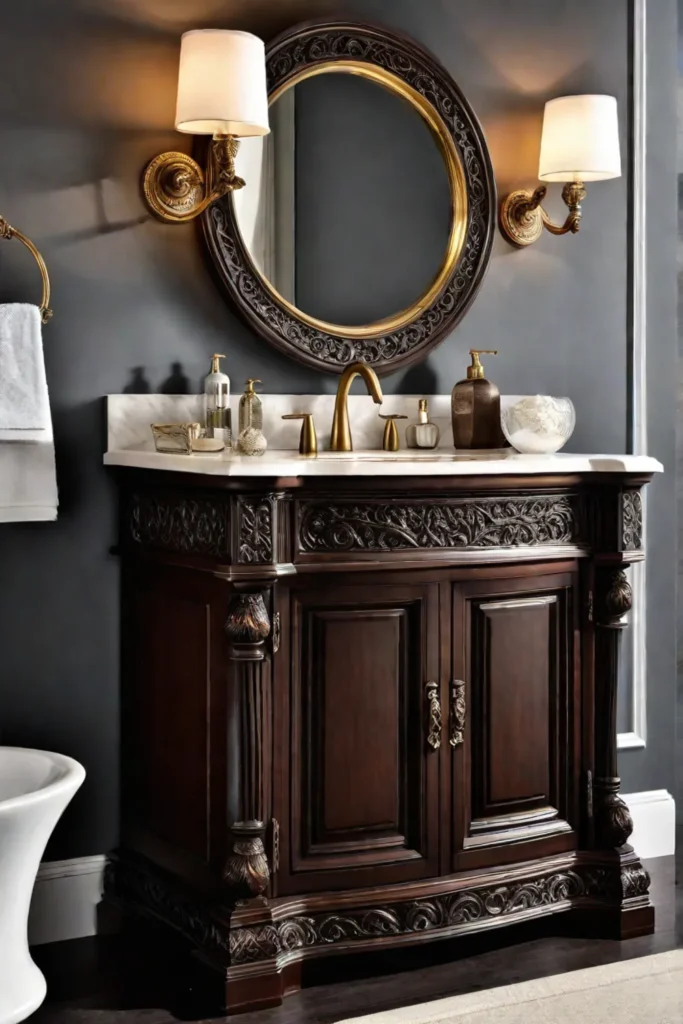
[500,180,588,248]
[143,135,245,224]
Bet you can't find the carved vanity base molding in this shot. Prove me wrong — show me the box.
[106,847,653,1011]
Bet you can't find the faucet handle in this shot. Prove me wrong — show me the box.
[282,413,317,457]
[379,413,407,453]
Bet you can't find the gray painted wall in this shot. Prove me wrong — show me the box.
[0,0,676,858]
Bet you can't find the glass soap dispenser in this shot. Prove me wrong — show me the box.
[204,353,231,446]
[406,399,440,450]
[237,378,267,456]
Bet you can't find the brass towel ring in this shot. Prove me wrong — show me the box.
[0,215,52,325]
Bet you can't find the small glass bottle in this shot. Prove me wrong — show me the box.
[237,379,267,456]
[405,399,440,450]
[204,353,231,446]
[238,378,263,434]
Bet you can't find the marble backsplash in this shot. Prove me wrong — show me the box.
[107,394,454,451]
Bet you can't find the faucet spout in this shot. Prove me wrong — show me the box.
[329,362,384,452]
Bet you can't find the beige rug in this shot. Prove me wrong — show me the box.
[337,949,683,1023]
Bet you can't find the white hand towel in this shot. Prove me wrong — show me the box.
[0,439,58,522]
[0,303,52,440]
[0,302,58,521]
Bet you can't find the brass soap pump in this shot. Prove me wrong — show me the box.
[451,349,505,449]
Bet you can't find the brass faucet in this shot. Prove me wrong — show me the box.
[329,362,384,451]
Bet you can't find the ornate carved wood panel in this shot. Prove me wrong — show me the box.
[277,579,440,894]
[128,491,230,557]
[451,570,579,871]
[298,494,582,554]
[107,846,652,975]
[620,491,643,551]
[237,495,276,564]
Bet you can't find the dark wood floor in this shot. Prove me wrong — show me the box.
[32,854,682,1024]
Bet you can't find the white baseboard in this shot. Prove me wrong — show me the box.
[27,790,675,946]
[622,789,676,860]
[28,854,106,946]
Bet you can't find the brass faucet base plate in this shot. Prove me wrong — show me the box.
[143,151,205,223]
[499,189,543,248]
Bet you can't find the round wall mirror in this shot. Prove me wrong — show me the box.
[232,67,458,334]
[204,21,496,375]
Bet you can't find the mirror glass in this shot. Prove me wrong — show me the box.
[232,71,453,329]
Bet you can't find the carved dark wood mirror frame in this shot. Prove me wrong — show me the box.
[203,20,497,376]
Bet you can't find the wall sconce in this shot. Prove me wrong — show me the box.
[499,94,621,247]
[143,29,270,224]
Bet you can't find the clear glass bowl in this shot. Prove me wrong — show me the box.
[500,395,575,455]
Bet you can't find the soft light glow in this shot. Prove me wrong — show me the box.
[175,29,269,136]
[538,94,621,183]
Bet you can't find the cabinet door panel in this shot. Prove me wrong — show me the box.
[316,609,403,839]
[451,569,579,871]
[276,578,440,894]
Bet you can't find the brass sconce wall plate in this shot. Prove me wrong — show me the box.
[143,136,244,224]
[499,181,587,249]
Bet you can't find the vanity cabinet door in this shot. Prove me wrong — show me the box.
[449,566,581,872]
[274,576,441,895]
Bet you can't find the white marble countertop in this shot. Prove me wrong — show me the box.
[104,395,663,478]
[103,445,663,478]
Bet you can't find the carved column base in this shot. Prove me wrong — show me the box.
[223,821,269,899]
[570,849,654,939]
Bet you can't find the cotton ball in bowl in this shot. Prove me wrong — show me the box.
[500,396,575,455]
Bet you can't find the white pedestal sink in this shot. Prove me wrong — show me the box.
[0,748,85,1024]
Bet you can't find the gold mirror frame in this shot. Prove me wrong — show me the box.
[203,20,496,376]
[241,60,467,342]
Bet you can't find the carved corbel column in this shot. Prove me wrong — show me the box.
[223,590,272,899]
[592,566,634,850]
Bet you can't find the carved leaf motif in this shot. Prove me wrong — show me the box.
[239,497,274,564]
[228,871,586,964]
[107,854,651,970]
[299,496,581,553]
[129,493,229,556]
[621,491,643,550]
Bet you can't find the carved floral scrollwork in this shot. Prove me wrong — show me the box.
[238,497,274,564]
[299,496,581,553]
[229,871,586,964]
[107,852,652,971]
[583,863,651,901]
[621,491,643,550]
[129,493,229,556]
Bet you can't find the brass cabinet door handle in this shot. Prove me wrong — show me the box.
[450,679,466,747]
[426,681,442,750]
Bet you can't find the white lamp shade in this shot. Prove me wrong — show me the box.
[538,94,621,183]
[175,29,269,137]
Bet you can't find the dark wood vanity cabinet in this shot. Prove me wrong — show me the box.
[108,469,655,1014]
